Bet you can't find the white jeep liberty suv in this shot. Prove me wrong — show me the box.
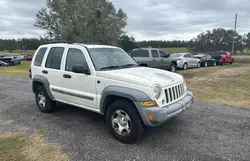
[30,42,193,143]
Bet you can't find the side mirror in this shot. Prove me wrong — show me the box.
[163,54,170,58]
[72,65,90,75]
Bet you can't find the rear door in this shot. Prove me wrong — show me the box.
[43,46,65,100]
[61,46,97,110]
[189,54,197,66]
[159,50,171,70]
[150,49,161,69]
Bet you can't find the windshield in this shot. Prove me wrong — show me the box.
[88,48,138,71]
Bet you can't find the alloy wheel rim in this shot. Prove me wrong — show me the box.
[111,110,131,136]
[37,92,46,108]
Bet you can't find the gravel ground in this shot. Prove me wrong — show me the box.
[0,76,250,161]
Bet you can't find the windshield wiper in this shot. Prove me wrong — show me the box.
[120,64,138,68]
[100,65,121,70]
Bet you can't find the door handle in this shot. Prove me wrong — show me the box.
[42,70,48,74]
[63,74,71,79]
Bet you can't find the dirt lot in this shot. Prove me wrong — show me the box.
[0,72,250,160]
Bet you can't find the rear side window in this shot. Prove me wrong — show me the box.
[65,48,88,72]
[34,47,47,66]
[130,49,149,57]
[151,50,159,58]
[45,47,64,70]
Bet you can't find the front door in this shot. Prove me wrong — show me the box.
[159,50,171,70]
[150,50,161,69]
[61,47,97,110]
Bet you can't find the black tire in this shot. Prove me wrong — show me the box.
[106,100,144,144]
[183,63,187,70]
[221,61,224,66]
[35,86,56,113]
[170,63,176,72]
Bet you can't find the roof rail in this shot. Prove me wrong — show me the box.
[42,40,73,45]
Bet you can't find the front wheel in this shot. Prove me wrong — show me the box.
[170,63,176,72]
[106,100,144,144]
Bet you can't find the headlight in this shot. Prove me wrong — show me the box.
[152,86,162,99]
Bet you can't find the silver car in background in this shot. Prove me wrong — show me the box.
[170,53,201,70]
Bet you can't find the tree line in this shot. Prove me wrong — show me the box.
[0,0,249,53]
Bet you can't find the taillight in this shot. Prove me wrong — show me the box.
[200,57,205,61]
[29,68,31,78]
[177,58,182,61]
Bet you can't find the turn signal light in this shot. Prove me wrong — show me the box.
[140,101,157,107]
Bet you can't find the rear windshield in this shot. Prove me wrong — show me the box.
[130,49,149,57]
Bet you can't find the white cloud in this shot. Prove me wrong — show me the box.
[0,0,249,40]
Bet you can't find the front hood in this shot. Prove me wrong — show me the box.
[97,67,183,87]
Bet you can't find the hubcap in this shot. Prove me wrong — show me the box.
[111,110,131,136]
[214,62,216,66]
[205,62,207,67]
[171,65,175,72]
[184,64,187,70]
[37,92,46,108]
[198,63,200,68]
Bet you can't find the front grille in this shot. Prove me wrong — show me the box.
[165,82,186,104]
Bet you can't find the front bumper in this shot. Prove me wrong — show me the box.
[135,91,193,127]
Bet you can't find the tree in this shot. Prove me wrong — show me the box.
[189,28,244,52]
[244,32,250,51]
[118,35,138,52]
[35,0,127,45]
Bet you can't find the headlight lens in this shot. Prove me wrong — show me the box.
[153,86,162,99]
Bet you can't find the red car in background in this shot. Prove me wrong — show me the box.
[211,51,233,65]
[26,55,33,61]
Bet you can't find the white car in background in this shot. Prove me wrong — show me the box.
[170,53,201,70]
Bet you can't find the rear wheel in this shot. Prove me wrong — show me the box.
[183,63,187,70]
[170,63,176,72]
[35,86,56,113]
[106,100,144,144]
[213,61,217,67]
[197,62,201,68]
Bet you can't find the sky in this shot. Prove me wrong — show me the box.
[0,0,250,41]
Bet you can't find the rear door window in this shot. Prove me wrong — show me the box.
[151,50,159,58]
[34,47,47,67]
[130,49,149,57]
[45,47,64,70]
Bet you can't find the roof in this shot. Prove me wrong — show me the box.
[132,48,163,50]
[40,43,119,49]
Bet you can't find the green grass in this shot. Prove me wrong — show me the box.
[0,50,36,55]
[0,132,67,161]
[0,61,31,76]
[178,63,250,109]
[162,47,189,54]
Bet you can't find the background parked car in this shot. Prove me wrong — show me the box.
[194,54,217,67]
[210,51,233,65]
[0,55,21,65]
[130,48,177,72]
[26,55,33,61]
[170,53,201,70]
[0,60,9,66]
